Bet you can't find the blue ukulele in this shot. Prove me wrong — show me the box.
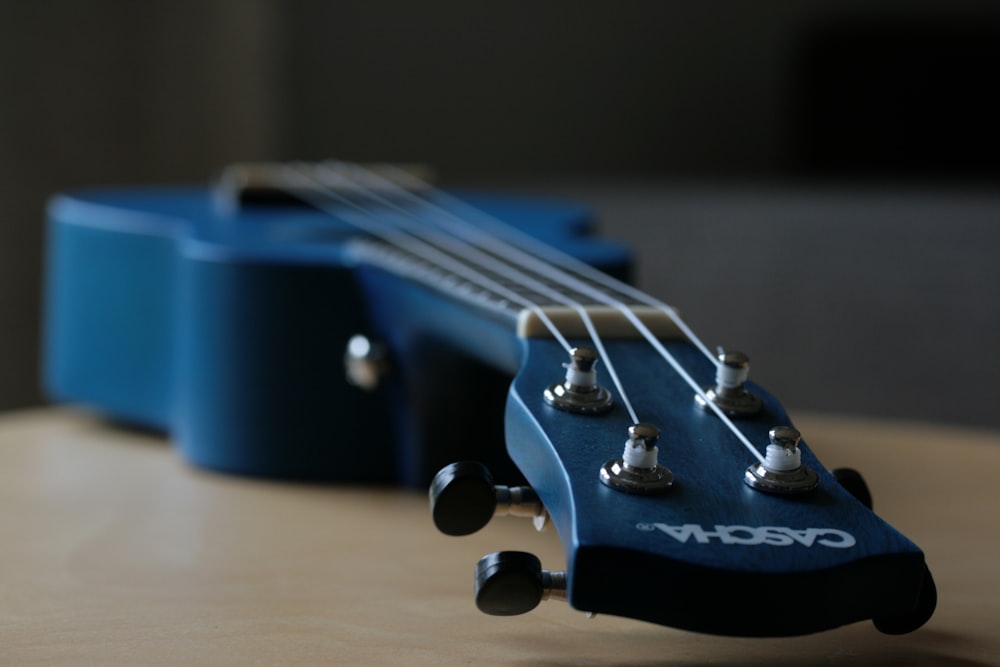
[44,162,935,637]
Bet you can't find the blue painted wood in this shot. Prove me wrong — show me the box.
[43,185,629,483]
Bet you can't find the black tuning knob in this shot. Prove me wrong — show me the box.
[430,462,548,536]
[832,468,873,510]
[873,564,937,635]
[475,551,566,616]
[430,462,498,536]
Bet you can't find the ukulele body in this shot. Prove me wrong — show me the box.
[43,186,630,485]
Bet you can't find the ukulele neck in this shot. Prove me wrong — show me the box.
[350,236,683,374]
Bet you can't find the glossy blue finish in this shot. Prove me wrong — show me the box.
[43,185,629,482]
[507,337,927,635]
[43,202,179,427]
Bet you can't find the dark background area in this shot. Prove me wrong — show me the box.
[1,1,999,427]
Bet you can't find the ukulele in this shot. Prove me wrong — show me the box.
[43,162,936,637]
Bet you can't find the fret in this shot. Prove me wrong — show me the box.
[347,237,526,319]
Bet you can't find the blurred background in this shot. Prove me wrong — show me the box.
[2,0,999,428]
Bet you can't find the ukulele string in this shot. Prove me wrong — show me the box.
[306,162,642,425]
[336,162,764,462]
[376,163,720,366]
[275,164,575,355]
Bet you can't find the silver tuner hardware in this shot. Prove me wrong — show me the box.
[599,423,674,495]
[475,551,567,616]
[344,334,389,391]
[544,346,614,415]
[697,350,762,417]
[430,462,549,536]
[744,426,819,494]
[495,484,550,532]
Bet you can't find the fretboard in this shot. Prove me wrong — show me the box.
[347,237,683,340]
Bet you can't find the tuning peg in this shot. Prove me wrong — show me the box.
[475,551,567,616]
[832,467,873,510]
[697,350,762,417]
[599,423,674,495]
[873,564,937,635]
[744,426,819,494]
[429,462,549,536]
[544,346,614,414]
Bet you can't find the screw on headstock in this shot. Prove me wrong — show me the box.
[696,350,762,417]
[599,423,674,495]
[544,346,614,415]
[744,426,819,494]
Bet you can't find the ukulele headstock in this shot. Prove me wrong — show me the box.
[434,326,936,636]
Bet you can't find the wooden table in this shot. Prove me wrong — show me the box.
[1,408,998,665]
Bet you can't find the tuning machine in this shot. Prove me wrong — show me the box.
[429,462,549,536]
[600,423,674,495]
[697,350,762,417]
[832,467,873,510]
[744,426,819,494]
[475,551,567,616]
[544,346,614,414]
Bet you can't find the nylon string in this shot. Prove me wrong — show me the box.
[275,165,575,356]
[330,161,764,463]
[300,163,641,425]
[377,163,720,365]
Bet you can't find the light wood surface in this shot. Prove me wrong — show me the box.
[1,407,998,666]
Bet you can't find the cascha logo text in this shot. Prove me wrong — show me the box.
[636,523,856,548]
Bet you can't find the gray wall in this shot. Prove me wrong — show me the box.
[2,1,998,428]
[533,182,1000,428]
